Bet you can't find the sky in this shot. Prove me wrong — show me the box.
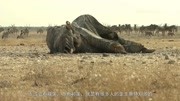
[0,0,180,26]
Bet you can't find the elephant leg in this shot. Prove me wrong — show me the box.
[118,37,155,53]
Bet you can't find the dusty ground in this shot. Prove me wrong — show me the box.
[0,32,180,101]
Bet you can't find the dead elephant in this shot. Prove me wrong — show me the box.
[46,14,155,54]
[46,22,127,54]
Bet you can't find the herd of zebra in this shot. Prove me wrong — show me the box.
[0,23,179,39]
[109,23,178,36]
[0,26,44,39]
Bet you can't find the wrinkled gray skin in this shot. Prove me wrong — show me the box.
[46,22,126,54]
[73,14,119,41]
[46,14,148,54]
[46,14,128,54]
[72,23,127,53]
[72,14,145,53]
[46,25,78,54]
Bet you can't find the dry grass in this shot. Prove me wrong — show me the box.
[0,32,180,101]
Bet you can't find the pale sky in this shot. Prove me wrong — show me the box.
[0,0,180,26]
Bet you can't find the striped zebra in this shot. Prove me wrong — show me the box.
[37,28,44,34]
[2,29,10,39]
[0,27,4,33]
[167,32,175,36]
[145,31,153,36]
[17,29,29,39]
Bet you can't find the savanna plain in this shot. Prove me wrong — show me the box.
[0,31,180,101]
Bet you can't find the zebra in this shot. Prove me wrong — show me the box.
[23,28,29,37]
[167,32,175,36]
[2,29,10,39]
[37,28,44,34]
[145,31,153,36]
[0,27,4,33]
[17,28,29,39]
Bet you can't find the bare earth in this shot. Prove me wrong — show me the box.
[0,32,180,101]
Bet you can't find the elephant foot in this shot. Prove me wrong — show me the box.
[141,48,155,53]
